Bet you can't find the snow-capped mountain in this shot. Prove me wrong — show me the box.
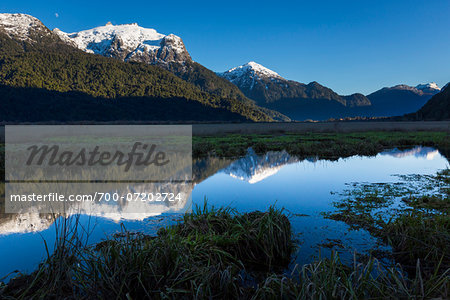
[366,82,441,117]
[376,83,441,97]
[218,61,371,120]
[0,13,78,52]
[218,62,288,97]
[0,213,56,235]
[1,12,444,121]
[0,13,52,42]
[53,21,264,110]
[55,22,191,66]
[414,82,450,120]
[219,61,284,89]
[1,13,278,120]
[415,82,441,95]
[0,182,192,235]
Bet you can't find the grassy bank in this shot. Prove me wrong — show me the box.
[193,131,450,159]
[1,203,449,299]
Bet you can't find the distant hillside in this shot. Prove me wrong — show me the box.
[408,83,450,120]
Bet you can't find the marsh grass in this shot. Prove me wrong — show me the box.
[1,202,449,299]
[253,252,449,299]
[384,211,450,277]
[325,169,450,283]
[0,214,94,299]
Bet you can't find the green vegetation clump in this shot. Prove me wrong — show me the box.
[160,204,294,270]
[0,205,295,299]
[324,169,450,280]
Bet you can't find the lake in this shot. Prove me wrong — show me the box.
[0,146,448,279]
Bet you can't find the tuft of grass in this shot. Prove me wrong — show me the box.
[160,203,294,271]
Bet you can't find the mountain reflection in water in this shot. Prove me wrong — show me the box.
[0,146,445,235]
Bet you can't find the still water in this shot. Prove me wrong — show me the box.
[0,146,448,279]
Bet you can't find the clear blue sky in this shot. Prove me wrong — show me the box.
[1,0,449,95]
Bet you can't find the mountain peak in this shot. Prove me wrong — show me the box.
[389,84,419,92]
[54,23,191,65]
[381,83,441,96]
[0,13,50,41]
[57,23,165,51]
[416,82,440,92]
[223,61,283,81]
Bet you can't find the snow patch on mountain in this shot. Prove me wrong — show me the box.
[218,62,285,91]
[415,82,441,93]
[220,62,283,82]
[384,82,441,96]
[54,22,191,65]
[380,146,439,160]
[56,23,165,54]
[0,13,50,41]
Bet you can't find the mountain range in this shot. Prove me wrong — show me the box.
[366,83,441,117]
[218,62,442,120]
[0,13,287,122]
[53,22,259,105]
[0,13,447,122]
